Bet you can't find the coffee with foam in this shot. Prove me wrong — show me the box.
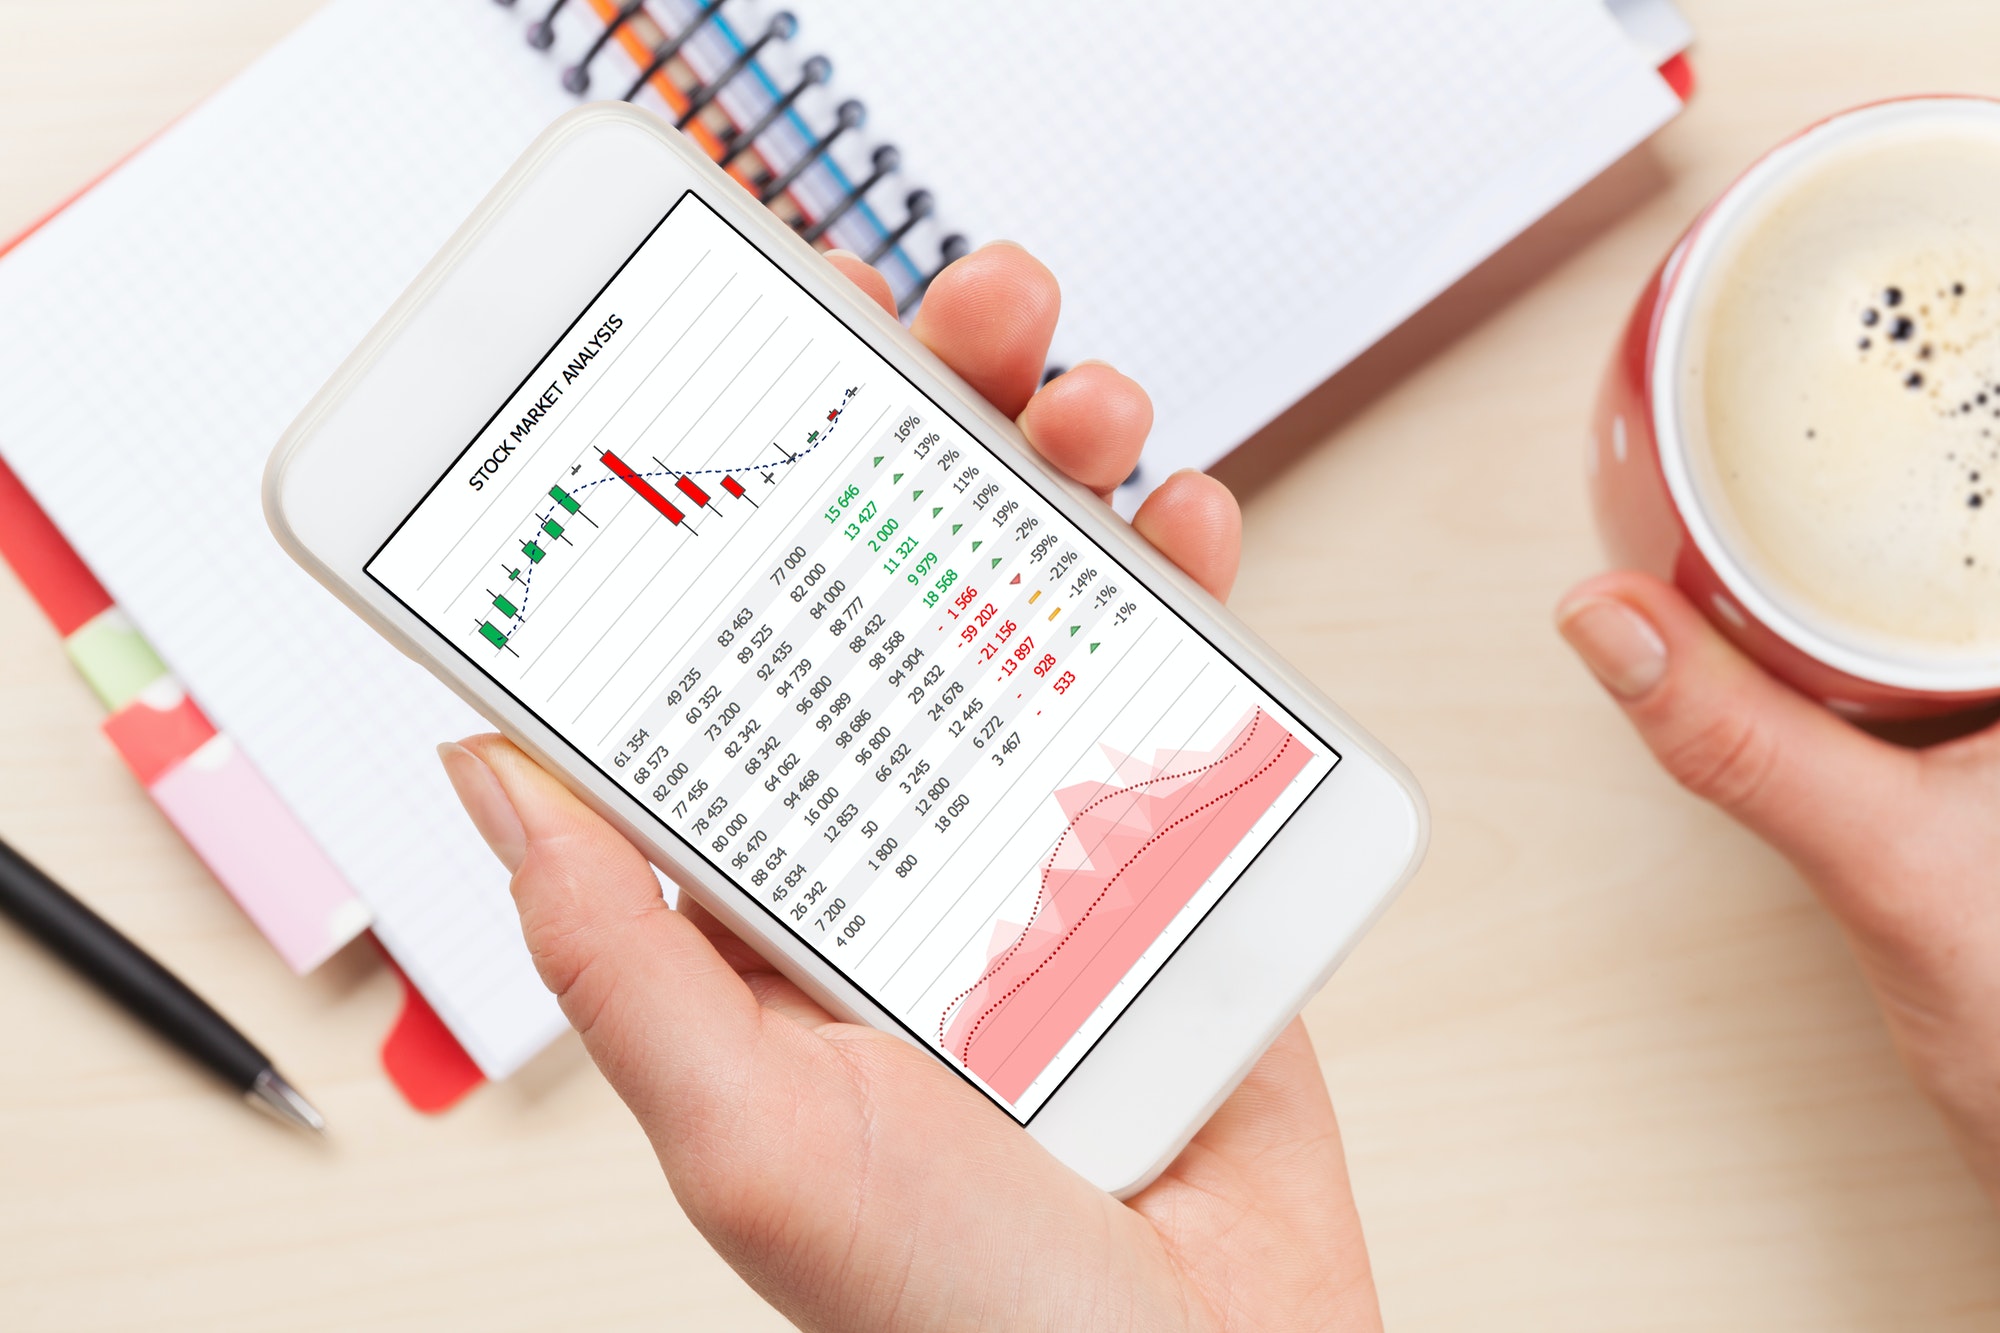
[1682,115,2000,668]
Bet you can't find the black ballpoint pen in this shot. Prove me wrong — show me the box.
[0,835,325,1133]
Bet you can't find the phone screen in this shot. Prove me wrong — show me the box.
[368,192,1338,1120]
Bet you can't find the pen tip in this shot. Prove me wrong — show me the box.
[248,1068,327,1135]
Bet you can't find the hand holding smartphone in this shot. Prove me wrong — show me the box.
[265,108,1424,1209]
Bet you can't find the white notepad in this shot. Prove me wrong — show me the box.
[0,0,1680,1077]
[785,0,1683,500]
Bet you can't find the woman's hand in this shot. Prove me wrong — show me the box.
[440,243,1383,1332]
[1559,573,2000,1200]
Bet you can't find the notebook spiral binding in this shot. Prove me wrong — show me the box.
[496,0,969,317]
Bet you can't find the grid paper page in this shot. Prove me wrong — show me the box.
[0,0,616,1077]
[740,0,1682,510]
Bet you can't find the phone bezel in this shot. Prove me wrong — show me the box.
[265,104,1427,1196]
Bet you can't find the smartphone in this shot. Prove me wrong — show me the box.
[265,105,1425,1196]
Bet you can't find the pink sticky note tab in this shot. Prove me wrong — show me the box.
[145,724,371,974]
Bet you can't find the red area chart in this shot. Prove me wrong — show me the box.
[940,707,1312,1102]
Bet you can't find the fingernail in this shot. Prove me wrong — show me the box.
[438,741,527,872]
[823,248,859,264]
[1557,596,1668,701]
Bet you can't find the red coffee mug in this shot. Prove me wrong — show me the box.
[1591,96,2000,721]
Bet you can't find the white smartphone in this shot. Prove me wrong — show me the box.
[265,105,1426,1196]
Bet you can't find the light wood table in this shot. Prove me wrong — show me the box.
[4,2,1999,1327]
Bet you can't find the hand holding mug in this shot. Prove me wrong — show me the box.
[1570,99,2000,1201]
[1560,572,2000,1200]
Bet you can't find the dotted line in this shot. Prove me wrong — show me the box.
[491,389,860,633]
[504,550,541,635]
[935,713,1275,1050]
[937,717,1267,1044]
[937,715,1268,1043]
[947,732,1301,1065]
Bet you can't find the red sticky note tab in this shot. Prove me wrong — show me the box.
[1660,53,1696,104]
[0,457,114,636]
[377,945,485,1114]
[102,686,217,787]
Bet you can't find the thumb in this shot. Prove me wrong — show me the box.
[1555,571,1922,888]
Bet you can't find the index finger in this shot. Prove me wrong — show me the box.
[830,243,1061,424]
[910,242,1060,419]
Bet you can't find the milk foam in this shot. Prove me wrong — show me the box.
[1684,120,2000,665]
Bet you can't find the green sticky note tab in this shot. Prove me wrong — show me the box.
[971,541,982,552]
[932,507,943,518]
[951,524,962,535]
[65,608,171,712]
[991,558,1003,568]
[1089,642,1101,654]
[912,490,924,502]
[874,456,885,467]
[1070,625,1080,637]
[893,472,904,483]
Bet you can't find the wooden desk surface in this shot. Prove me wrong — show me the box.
[4,2,1999,1327]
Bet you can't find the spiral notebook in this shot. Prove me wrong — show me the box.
[0,0,1685,1078]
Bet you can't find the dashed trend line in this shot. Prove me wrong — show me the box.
[481,386,860,643]
[935,712,1278,1052]
[945,728,1301,1066]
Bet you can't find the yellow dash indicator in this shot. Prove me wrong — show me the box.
[1028,589,1042,605]
[1047,606,1062,621]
